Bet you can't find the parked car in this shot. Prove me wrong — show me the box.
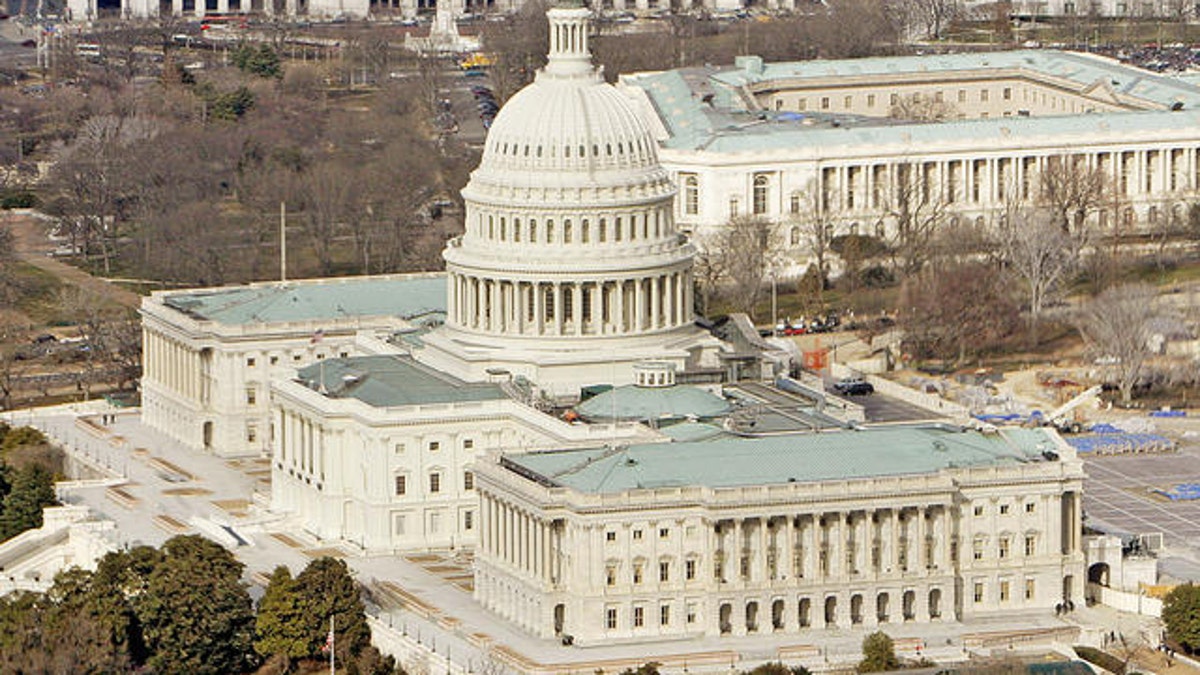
[833,378,874,396]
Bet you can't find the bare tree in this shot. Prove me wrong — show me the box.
[712,215,780,319]
[883,161,953,277]
[1075,283,1158,406]
[481,0,550,103]
[692,247,726,318]
[787,187,834,304]
[899,261,1020,366]
[903,0,961,40]
[998,209,1086,346]
[1037,154,1109,233]
[888,93,959,122]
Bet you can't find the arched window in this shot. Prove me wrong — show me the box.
[564,220,573,243]
[753,174,770,215]
[547,220,555,243]
[790,191,802,214]
[582,219,590,243]
[513,218,521,242]
[599,218,607,242]
[682,174,699,215]
[530,220,538,242]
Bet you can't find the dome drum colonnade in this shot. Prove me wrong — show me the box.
[444,4,697,343]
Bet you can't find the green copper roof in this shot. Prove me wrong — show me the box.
[162,275,445,325]
[296,355,506,407]
[505,426,1061,494]
[623,50,1200,152]
[575,384,731,422]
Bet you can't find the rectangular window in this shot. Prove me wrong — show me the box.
[660,605,670,626]
[687,603,697,623]
[1000,580,1010,601]
[1025,502,1036,513]
[459,509,472,531]
[974,582,984,603]
[633,529,643,540]
[269,356,279,365]
[606,531,617,542]
[247,357,256,367]
[820,96,830,110]
[843,95,852,109]
[1000,504,1010,515]
[867,94,876,107]
[1025,534,1036,556]
[246,423,257,443]
[246,387,257,406]
[633,606,644,628]
[729,197,739,218]
[1003,87,1012,100]
[973,541,984,560]
[606,608,618,629]
[659,527,669,539]
[606,565,617,586]
[890,93,898,106]
[659,561,670,582]
[428,441,440,452]
[429,511,441,533]
[463,471,475,491]
[999,538,1010,559]
[958,89,966,103]
[394,475,407,496]
[973,505,984,517]
[798,98,807,111]
[394,443,405,454]
[393,514,406,535]
[463,439,474,449]
[981,89,990,102]
[686,559,697,580]
[633,564,643,585]
[429,473,441,494]
[1025,578,1036,600]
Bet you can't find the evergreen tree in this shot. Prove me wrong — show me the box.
[255,565,310,670]
[137,535,258,675]
[1164,583,1200,652]
[858,631,900,673]
[0,463,57,541]
[294,557,372,663]
[232,43,282,78]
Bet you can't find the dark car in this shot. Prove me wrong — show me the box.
[833,378,874,396]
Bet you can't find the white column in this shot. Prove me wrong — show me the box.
[573,282,583,336]
[553,283,564,335]
[651,276,661,329]
[635,279,646,332]
[615,280,625,334]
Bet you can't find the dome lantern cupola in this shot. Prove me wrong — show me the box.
[544,5,594,79]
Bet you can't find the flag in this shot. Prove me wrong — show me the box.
[310,328,325,345]
[321,628,333,654]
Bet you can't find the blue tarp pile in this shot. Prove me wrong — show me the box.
[1067,433,1174,454]
[1088,423,1123,434]
[1149,410,1187,418]
[1156,483,1200,501]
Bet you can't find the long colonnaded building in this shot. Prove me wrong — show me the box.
[474,425,1086,644]
[621,49,1200,271]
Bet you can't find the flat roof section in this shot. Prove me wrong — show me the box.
[296,355,508,408]
[162,274,446,325]
[505,426,1061,494]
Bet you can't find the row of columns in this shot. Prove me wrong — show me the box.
[712,506,950,588]
[817,146,1200,215]
[712,585,946,636]
[448,271,692,337]
[276,407,325,481]
[144,328,209,404]
[480,493,562,586]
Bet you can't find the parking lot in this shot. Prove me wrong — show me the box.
[1081,439,1200,550]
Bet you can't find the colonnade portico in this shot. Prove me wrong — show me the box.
[448,269,692,337]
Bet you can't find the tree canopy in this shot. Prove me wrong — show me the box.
[1164,583,1200,652]
[858,631,900,673]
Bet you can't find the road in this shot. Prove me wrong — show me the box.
[2,210,143,309]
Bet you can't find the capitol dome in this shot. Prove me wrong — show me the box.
[418,4,722,397]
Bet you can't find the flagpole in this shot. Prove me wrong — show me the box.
[329,615,335,675]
